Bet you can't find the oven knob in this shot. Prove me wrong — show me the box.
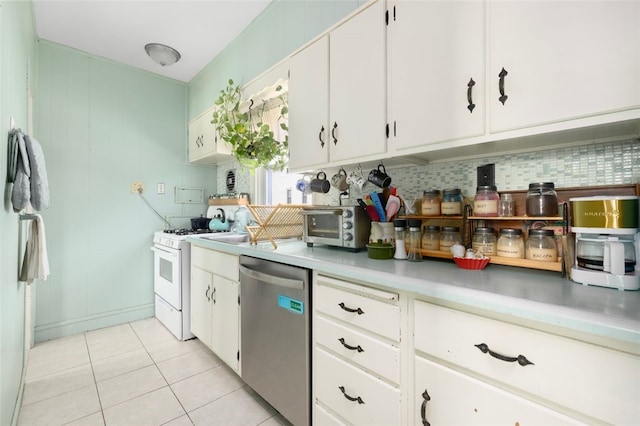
[343,222,353,230]
[343,232,353,241]
[342,210,353,218]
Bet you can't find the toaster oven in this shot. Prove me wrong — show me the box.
[301,206,371,251]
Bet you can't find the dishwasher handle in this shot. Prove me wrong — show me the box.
[239,264,305,290]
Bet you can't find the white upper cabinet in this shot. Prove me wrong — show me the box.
[387,0,485,153]
[188,106,232,164]
[288,0,386,172]
[488,1,640,133]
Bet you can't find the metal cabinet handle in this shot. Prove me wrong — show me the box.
[338,386,365,404]
[498,67,509,105]
[338,302,364,315]
[318,125,325,148]
[205,285,210,302]
[420,389,431,426]
[212,287,216,305]
[467,78,476,113]
[474,343,534,366]
[338,337,364,353]
[331,122,338,145]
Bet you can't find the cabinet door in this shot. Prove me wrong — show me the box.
[388,0,485,152]
[211,275,239,372]
[188,114,206,163]
[190,266,213,348]
[489,1,640,132]
[415,356,583,425]
[329,0,386,164]
[188,107,232,164]
[287,35,330,172]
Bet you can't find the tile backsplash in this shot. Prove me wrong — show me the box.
[217,139,640,205]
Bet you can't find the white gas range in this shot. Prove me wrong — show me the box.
[151,228,229,340]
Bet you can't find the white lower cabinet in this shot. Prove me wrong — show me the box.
[414,356,583,425]
[190,246,239,372]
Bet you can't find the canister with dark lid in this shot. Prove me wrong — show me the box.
[526,229,557,262]
[472,227,497,256]
[473,185,499,216]
[526,182,558,217]
[442,188,463,216]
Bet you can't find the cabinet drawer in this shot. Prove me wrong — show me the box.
[191,246,239,282]
[315,403,345,426]
[414,301,640,425]
[315,277,400,341]
[316,315,400,385]
[415,356,583,425]
[315,348,401,425]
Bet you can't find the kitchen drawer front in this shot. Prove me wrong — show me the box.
[315,348,401,425]
[315,277,400,341]
[414,300,640,425]
[415,356,584,426]
[191,246,239,282]
[315,315,400,384]
[315,403,346,426]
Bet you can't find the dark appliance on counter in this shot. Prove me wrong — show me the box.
[301,205,371,251]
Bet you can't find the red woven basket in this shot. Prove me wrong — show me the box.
[453,257,490,270]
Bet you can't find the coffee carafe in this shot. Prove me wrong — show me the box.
[570,196,639,290]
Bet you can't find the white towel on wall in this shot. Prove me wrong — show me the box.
[20,214,50,283]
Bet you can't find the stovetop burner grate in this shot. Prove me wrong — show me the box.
[164,228,229,236]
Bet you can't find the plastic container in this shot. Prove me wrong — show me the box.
[421,225,441,251]
[441,188,463,216]
[453,257,490,270]
[496,228,525,259]
[421,190,441,216]
[472,227,497,256]
[526,229,558,262]
[526,182,558,217]
[439,226,461,253]
[473,185,499,217]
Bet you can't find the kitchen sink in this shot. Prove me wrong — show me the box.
[199,233,250,244]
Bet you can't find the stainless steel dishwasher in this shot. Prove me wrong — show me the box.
[239,255,310,426]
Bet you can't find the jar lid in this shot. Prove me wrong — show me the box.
[442,226,460,232]
[408,219,423,229]
[529,228,555,237]
[475,227,496,234]
[499,228,522,236]
[528,182,555,190]
[393,219,407,228]
[500,193,513,199]
[424,225,441,231]
[476,185,497,191]
[423,189,440,196]
[443,188,461,195]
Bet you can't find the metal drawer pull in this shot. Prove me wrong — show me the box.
[332,122,338,145]
[338,337,364,353]
[420,389,431,426]
[475,343,534,366]
[338,302,364,315]
[318,125,325,148]
[205,285,210,302]
[467,78,476,113]
[498,67,509,105]
[338,386,365,404]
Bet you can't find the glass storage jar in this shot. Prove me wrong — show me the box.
[393,219,408,260]
[473,185,499,217]
[526,182,558,217]
[526,229,557,262]
[498,193,514,217]
[496,228,525,259]
[439,226,461,253]
[421,190,441,216]
[472,227,497,256]
[407,219,423,262]
[421,225,441,251]
[441,188,463,216]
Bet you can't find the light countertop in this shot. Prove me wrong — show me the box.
[187,237,640,348]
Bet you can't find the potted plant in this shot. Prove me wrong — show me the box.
[211,79,288,171]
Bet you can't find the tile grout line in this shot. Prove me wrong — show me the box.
[84,329,108,426]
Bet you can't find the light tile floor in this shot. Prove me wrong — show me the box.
[18,317,291,426]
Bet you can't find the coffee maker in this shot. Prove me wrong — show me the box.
[570,196,639,290]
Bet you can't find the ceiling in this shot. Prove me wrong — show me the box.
[32,0,273,83]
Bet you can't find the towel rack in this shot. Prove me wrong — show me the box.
[19,214,37,221]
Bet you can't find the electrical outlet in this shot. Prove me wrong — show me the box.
[157,183,165,194]
[130,182,144,193]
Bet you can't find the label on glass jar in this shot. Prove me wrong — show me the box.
[422,239,439,250]
[473,200,498,215]
[439,239,456,252]
[421,201,441,216]
[472,242,496,256]
[526,248,557,262]
[441,202,461,215]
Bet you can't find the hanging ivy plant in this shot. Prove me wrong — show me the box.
[211,79,288,171]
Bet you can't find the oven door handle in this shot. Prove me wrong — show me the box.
[239,264,304,290]
[300,210,342,216]
[151,246,179,258]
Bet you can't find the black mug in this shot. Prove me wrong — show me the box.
[368,164,392,188]
[310,171,330,193]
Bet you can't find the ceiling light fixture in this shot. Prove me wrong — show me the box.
[144,43,181,67]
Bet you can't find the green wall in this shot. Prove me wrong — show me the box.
[188,0,366,120]
[0,1,36,424]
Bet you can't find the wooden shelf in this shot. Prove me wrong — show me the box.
[208,198,249,206]
[400,215,464,220]
[468,216,562,221]
[421,250,562,272]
